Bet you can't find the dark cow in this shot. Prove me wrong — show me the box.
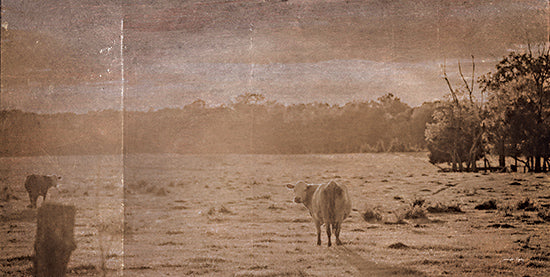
[286,180,352,246]
[24,174,61,208]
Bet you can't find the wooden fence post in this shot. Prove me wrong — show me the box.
[34,204,76,277]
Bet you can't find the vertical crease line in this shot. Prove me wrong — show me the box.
[120,17,125,273]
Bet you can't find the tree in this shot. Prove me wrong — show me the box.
[425,57,486,171]
[480,47,550,172]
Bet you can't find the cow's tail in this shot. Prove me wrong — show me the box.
[324,181,343,224]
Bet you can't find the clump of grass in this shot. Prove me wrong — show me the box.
[155,187,168,196]
[362,206,382,222]
[384,211,407,225]
[403,205,427,219]
[411,198,425,207]
[95,216,124,276]
[0,185,18,202]
[207,207,216,216]
[390,199,428,220]
[426,202,464,213]
[267,204,284,210]
[206,206,235,216]
[498,205,515,217]
[475,199,497,210]
[145,185,156,193]
[465,188,477,196]
[219,205,233,214]
[127,180,170,196]
[137,180,149,189]
[517,197,537,211]
[538,208,550,222]
[246,194,271,201]
[388,242,410,249]
[488,223,515,228]
[68,264,99,275]
[126,180,149,194]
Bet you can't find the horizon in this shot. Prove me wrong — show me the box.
[0,93,440,115]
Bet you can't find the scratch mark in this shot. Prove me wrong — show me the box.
[119,18,125,273]
[248,22,255,92]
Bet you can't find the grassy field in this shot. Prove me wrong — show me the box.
[1,153,549,276]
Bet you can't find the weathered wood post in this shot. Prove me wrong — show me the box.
[34,204,76,277]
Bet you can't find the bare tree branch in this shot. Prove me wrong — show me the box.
[458,59,474,104]
[442,60,460,107]
[470,55,476,97]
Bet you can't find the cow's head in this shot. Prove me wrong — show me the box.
[51,175,62,188]
[286,181,308,203]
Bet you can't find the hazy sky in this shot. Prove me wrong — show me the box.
[1,0,548,113]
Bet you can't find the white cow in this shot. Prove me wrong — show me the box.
[286,180,352,246]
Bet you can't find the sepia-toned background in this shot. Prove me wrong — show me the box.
[1,1,549,276]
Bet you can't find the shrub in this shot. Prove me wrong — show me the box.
[404,205,427,219]
[475,199,497,210]
[426,202,463,213]
[362,207,382,222]
[516,197,537,211]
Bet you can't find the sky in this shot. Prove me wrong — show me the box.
[1,0,548,113]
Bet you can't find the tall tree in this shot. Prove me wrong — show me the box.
[480,47,550,172]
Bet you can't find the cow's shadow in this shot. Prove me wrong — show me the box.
[332,246,425,276]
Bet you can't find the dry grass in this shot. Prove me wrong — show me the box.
[403,205,428,219]
[538,208,550,221]
[475,199,498,210]
[2,153,550,276]
[246,194,272,201]
[361,206,382,222]
[0,185,19,202]
[219,205,234,214]
[426,202,464,213]
[517,197,537,211]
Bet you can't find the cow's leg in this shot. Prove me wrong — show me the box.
[27,192,33,208]
[326,223,332,247]
[334,222,342,245]
[28,192,37,208]
[315,221,322,246]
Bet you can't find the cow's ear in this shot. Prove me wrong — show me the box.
[286,183,295,189]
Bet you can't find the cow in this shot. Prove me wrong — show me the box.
[286,180,352,246]
[24,174,61,208]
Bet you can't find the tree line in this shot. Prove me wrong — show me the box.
[0,94,435,156]
[125,93,435,154]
